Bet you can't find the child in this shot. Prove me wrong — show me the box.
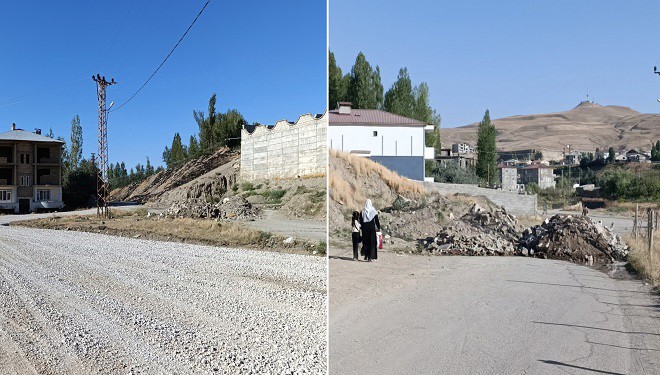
[351,211,361,261]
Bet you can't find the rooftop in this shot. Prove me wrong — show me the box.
[0,128,64,144]
[329,105,429,126]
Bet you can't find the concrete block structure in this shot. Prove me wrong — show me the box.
[328,102,435,181]
[0,124,64,213]
[499,165,519,192]
[519,164,556,189]
[240,113,327,180]
[428,182,537,216]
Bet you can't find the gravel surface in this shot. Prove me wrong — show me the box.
[0,226,327,374]
[330,249,660,375]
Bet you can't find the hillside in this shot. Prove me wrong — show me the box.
[110,148,239,206]
[442,101,660,160]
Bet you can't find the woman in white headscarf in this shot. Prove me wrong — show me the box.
[359,199,381,262]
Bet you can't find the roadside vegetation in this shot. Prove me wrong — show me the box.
[625,232,660,288]
[13,209,324,255]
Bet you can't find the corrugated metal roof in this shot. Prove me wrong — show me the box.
[0,129,65,143]
[329,109,428,126]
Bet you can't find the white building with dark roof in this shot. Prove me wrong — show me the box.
[328,102,434,181]
[0,124,64,213]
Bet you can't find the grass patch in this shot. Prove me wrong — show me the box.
[625,232,660,288]
[261,189,287,203]
[240,181,255,191]
[13,214,321,256]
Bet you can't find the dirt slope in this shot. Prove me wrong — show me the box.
[442,101,660,159]
[109,148,239,206]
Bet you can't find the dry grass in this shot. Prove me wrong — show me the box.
[625,232,660,288]
[329,150,425,210]
[14,211,321,255]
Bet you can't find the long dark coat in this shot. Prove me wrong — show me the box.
[360,214,380,260]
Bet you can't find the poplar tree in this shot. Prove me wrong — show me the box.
[69,115,83,170]
[384,68,415,118]
[329,51,348,109]
[348,52,383,109]
[476,110,497,185]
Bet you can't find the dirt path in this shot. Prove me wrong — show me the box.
[330,247,660,374]
[244,209,327,242]
[0,226,327,374]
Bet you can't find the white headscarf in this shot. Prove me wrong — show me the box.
[362,199,377,222]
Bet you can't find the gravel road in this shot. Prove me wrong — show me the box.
[330,251,660,374]
[0,226,327,374]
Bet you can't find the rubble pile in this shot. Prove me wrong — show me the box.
[422,204,522,256]
[518,214,628,262]
[165,195,260,220]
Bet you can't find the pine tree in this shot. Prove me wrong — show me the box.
[168,133,186,168]
[47,127,54,138]
[145,157,155,176]
[69,115,83,170]
[476,110,497,186]
[188,135,200,158]
[608,147,616,163]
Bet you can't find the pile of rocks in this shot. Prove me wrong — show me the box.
[164,195,260,221]
[422,204,522,256]
[518,214,628,263]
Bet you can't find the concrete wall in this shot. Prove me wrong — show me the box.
[240,113,327,180]
[427,182,537,216]
[370,156,425,181]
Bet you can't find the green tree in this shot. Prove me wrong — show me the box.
[194,93,217,152]
[69,115,83,170]
[145,157,155,176]
[384,68,415,118]
[475,110,497,186]
[188,135,200,158]
[608,147,616,163]
[47,127,54,138]
[348,52,383,109]
[63,158,97,209]
[651,140,660,161]
[219,109,247,148]
[329,51,349,109]
[168,133,186,168]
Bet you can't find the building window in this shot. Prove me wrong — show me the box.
[20,176,30,186]
[373,131,378,137]
[0,190,11,201]
[19,154,30,164]
[37,190,50,201]
[20,154,24,164]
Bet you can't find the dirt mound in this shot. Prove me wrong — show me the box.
[421,203,522,256]
[163,195,260,221]
[518,214,628,263]
[329,150,426,232]
[110,148,239,204]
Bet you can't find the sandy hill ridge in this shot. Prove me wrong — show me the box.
[442,101,660,160]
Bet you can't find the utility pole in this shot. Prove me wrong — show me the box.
[92,74,116,218]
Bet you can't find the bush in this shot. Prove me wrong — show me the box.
[430,162,481,184]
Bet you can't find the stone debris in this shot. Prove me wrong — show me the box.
[164,195,260,220]
[422,204,522,256]
[518,214,628,263]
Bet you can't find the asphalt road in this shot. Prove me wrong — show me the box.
[0,225,327,374]
[329,252,660,375]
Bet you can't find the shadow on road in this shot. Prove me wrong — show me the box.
[329,256,358,262]
[539,360,625,375]
[532,321,660,337]
[587,340,660,352]
[506,279,653,295]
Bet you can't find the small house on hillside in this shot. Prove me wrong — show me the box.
[0,124,64,213]
[328,102,434,181]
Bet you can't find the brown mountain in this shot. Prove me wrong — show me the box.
[441,101,660,160]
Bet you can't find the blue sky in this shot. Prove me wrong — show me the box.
[0,0,326,168]
[330,0,660,128]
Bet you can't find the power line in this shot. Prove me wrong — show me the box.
[110,0,211,112]
[100,0,137,71]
